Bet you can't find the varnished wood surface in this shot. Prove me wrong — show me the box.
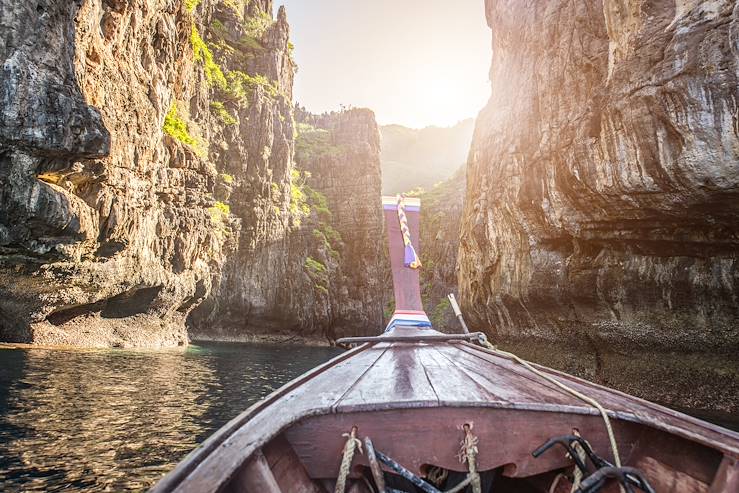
[286,407,725,493]
[454,343,739,453]
[151,331,739,493]
[285,407,641,478]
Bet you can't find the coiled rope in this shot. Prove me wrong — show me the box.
[335,426,362,493]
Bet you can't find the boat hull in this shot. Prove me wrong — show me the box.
[151,337,739,493]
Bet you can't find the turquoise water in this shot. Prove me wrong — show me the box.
[0,342,341,492]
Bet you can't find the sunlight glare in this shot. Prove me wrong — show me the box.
[277,0,491,128]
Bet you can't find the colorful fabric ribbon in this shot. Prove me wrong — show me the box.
[385,310,432,332]
[397,194,422,269]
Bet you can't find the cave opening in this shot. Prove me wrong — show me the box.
[46,286,163,326]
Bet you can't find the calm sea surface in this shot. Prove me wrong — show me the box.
[0,342,341,492]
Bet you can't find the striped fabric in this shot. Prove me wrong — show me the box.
[382,196,420,211]
[385,310,432,332]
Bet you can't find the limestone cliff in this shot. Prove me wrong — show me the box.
[459,0,739,411]
[0,0,294,347]
[290,108,386,340]
[191,107,387,341]
[417,166,466,331]
[185,0,298,338]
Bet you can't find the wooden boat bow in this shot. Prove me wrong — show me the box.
[151,335,739,493]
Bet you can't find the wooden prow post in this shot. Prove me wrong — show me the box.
[382,196,431,332]
[448,293,470,334]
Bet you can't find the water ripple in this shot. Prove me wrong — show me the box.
[0,342,340,492]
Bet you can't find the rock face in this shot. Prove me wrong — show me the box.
[191,107,387,341]
[0,0,294,347]
[185,0,298,339]
[0,0,385,347]
[459,0,739,411]
[290,108,386,340]
[417,167,466,331]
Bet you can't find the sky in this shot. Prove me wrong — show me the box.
[274,0,492,129]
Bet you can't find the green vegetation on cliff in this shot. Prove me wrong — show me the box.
[191,25,227,89]
[295,123,345,161]
[304,256,329,294]
[210,102,238,125]
[191,9,280,108]
[244,10,273,38]
[223,71,279,103]
[221,0,249,19]
[208,200,232,240]
[289,169,343,257]
[306,187,330,218]
[210,101,239,125]
[163,102,207,157]
[312,222,341,260]
[185,0,202,13]
[208,201,230,223]
[289,169,311,226]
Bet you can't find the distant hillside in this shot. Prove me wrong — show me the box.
[380,119,474,195]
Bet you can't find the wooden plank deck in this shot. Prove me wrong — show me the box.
[335,343,440,411]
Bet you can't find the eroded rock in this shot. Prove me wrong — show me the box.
[191,107,387,342]
[458,0,739,411]
[0,0,261,347]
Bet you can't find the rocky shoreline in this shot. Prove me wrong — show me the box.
[191,333,332,347]
[497,337,738,415]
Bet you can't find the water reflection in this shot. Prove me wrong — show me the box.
[0,342,341,492]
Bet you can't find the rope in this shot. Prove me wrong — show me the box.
[426,466,448,488]
[544,431,588,493]
[477,338,623,468]
[548,473,567,493]
[569,434,588,492]
[335,426,363,493]
[457,424,482,493]
[396,195,421,269]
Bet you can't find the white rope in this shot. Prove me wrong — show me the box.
[569,436,588,492]
[548,473,566,493]
[477,339,622,468]
[335,426,362,493]
[457,424,482,493]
